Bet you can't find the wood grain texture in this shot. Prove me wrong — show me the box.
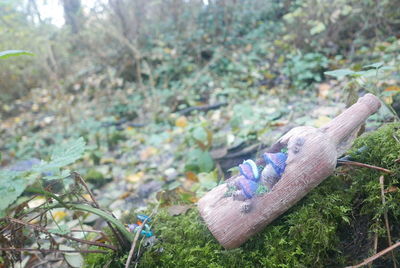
[198,93,381,249]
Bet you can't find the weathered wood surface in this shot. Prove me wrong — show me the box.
[198,93,381,249]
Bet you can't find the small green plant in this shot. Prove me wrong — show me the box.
[325,62,400,120]
[184,122,214,173]
[0,137,134,266]
[283,52,329,89]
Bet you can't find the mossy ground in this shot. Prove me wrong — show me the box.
[86,123,400,267]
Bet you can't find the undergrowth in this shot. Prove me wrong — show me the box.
[85,123,400,267]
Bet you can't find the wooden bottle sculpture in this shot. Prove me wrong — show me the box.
[198,93,381,249]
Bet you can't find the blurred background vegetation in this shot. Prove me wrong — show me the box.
[1,0,400,266]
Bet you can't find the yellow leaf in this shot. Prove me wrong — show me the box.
[140,147,158,160]
[185,171,198,182]
[119,192,131,199]
[385,85,400,92]
[383,95,393,105]
[28,196,46,209]
[53,211,67,222]
[314,116,331,128]
[175,116,188,128]
[82,194,93,202]
[126,171,145,183]
[317,83,331,99]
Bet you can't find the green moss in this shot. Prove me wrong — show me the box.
[86,123,400,267]
[139,174,351,268]
[84,250,127,268]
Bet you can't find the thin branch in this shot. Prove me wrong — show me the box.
[368,231,378,268]
[0,247,108,254]
[379,176,397,268]
[7,218,117,251]
[178,102,228,115]
[337,160,392,174]
[392,134,400,144]
[125,217,149,268]
[72,172,128,249]
[69,229,105,234]
[347,241,400,268]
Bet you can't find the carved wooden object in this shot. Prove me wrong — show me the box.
[198,93,381,249]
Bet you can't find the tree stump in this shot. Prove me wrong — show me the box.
[198,93,381,249]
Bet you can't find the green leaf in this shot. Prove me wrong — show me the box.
[0,171,38,217]
[51,203,134,242]
[49,224,70,235]
[34,137,86,173]
[0,138,85,217]
[363,62,384,69]
[197,171,218,190]
[192,126,207,143]
[42,169,71,181]
[185,149,214,173]
[310,22,326,35]
[59,245,83,268]
[324,69,355,79]
[0,50,34,59]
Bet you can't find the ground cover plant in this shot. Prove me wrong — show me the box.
[1,0,400,267]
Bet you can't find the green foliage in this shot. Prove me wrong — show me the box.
[84,250,126,268]
[0,50,34,59]
[324,62,393,79]
[184,148,214,173]
[283,52,329,89]
[36,137,86,175]
[325,62,399,119]
[0,137,86,217]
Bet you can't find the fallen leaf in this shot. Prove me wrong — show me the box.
[384,186,398,193]
[53,211,67,222]
[384,85,400,92]
[119,192,131,199]
[210,147,228,159]
[60,245,83,268]
[140,147,158,160]
[175,116,188,128]
[314,116,331,128]
[185,171,198,182]
[317,83,331,99]
[28,196,46,208]
[168,204,191,216]
[126,171,145,183]
[82,194,93,202]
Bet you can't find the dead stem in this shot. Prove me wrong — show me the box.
[125,205,159,268]
[337,160,392,174]
[72,171,128,249]
[7,217,117,251]
[0,247,108,254]
[379,176,397,268]
[347,241,400,268]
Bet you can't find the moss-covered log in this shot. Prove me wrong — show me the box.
[85,123,400,267]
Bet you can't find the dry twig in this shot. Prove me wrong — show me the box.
[337,160,392,174]
[0,247,108,254]
[125,217,149,268]
[73,171,129,249]
[7,217,117,251]
[379,176,397,268]
[347,241,400,268]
